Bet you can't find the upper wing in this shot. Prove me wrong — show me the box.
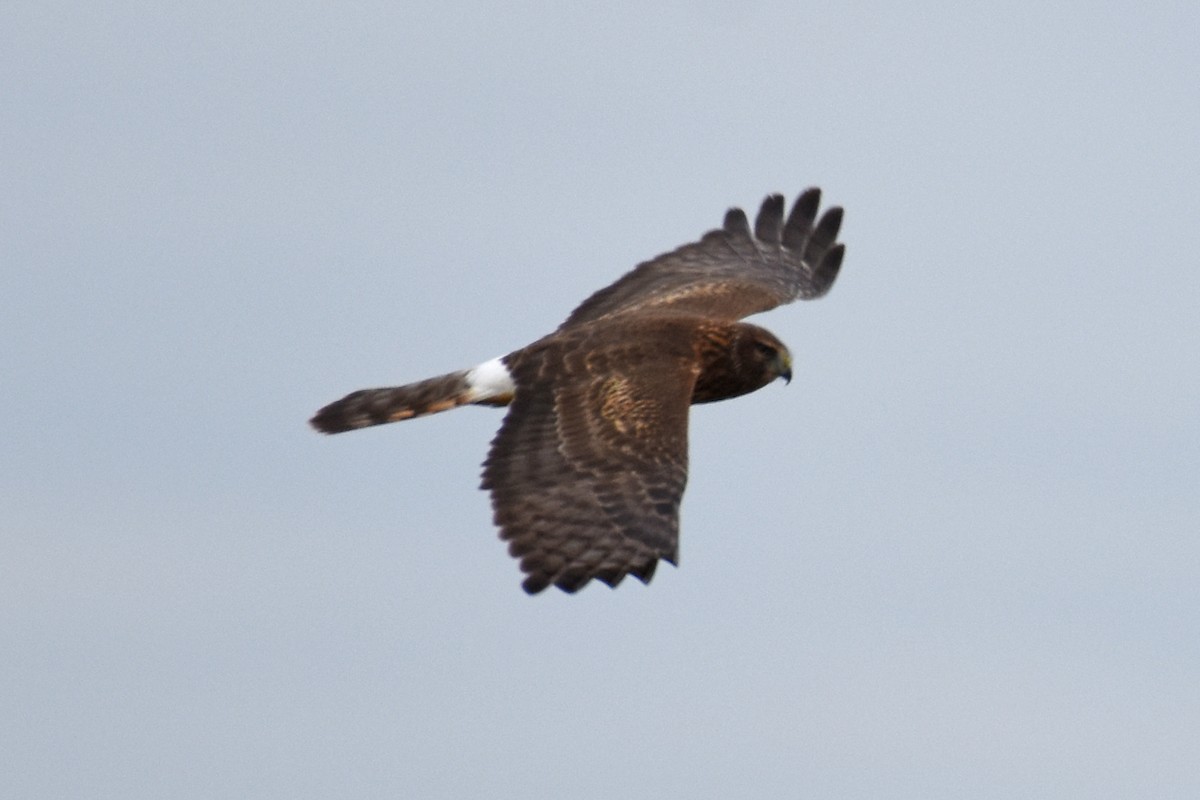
[559,188,845,330]
[481,326,698,594]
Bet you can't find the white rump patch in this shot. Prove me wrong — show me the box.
[466,356,516,402]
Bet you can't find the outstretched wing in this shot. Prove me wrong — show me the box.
[561,188,844,330]
[481,326,699,594]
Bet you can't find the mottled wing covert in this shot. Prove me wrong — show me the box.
[481,328,699,594]
[560,188,845,329]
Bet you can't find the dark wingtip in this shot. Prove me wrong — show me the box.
[815,243,845,289]
[813,206,844,248]
[629,557,659,586]
[554,570,593,593]
[782,187,823,249]
[754,193,786,243]
[723,207,751,237]
[520,557,667,595]
[521,574,550,594]
[794,187,822,221]
[595,567,628,589]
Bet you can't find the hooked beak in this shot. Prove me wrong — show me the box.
[777,351,792,385]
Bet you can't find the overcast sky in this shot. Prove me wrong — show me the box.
[3,3,1198,798]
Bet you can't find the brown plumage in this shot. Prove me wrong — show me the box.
[311,188,845,594]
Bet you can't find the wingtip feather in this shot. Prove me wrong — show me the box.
[813,206,844,248]
[723,207,751,237]
[782,187,822,249]
[754,193,786,242]
[815,243,845,289]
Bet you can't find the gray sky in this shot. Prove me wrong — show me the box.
[3,2,1198,798]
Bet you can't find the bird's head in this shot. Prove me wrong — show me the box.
[737,325,793,387]
[744,328,792,383]
[691,322,794,404]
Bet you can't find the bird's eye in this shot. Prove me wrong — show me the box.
[754,341,777,358]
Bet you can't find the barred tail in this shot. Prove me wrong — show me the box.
[310,358,514,434]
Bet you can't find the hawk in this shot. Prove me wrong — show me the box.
[311,189,845,594]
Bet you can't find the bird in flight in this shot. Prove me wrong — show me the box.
[311,188,845,594]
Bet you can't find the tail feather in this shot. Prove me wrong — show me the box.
[311,370,477,434]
